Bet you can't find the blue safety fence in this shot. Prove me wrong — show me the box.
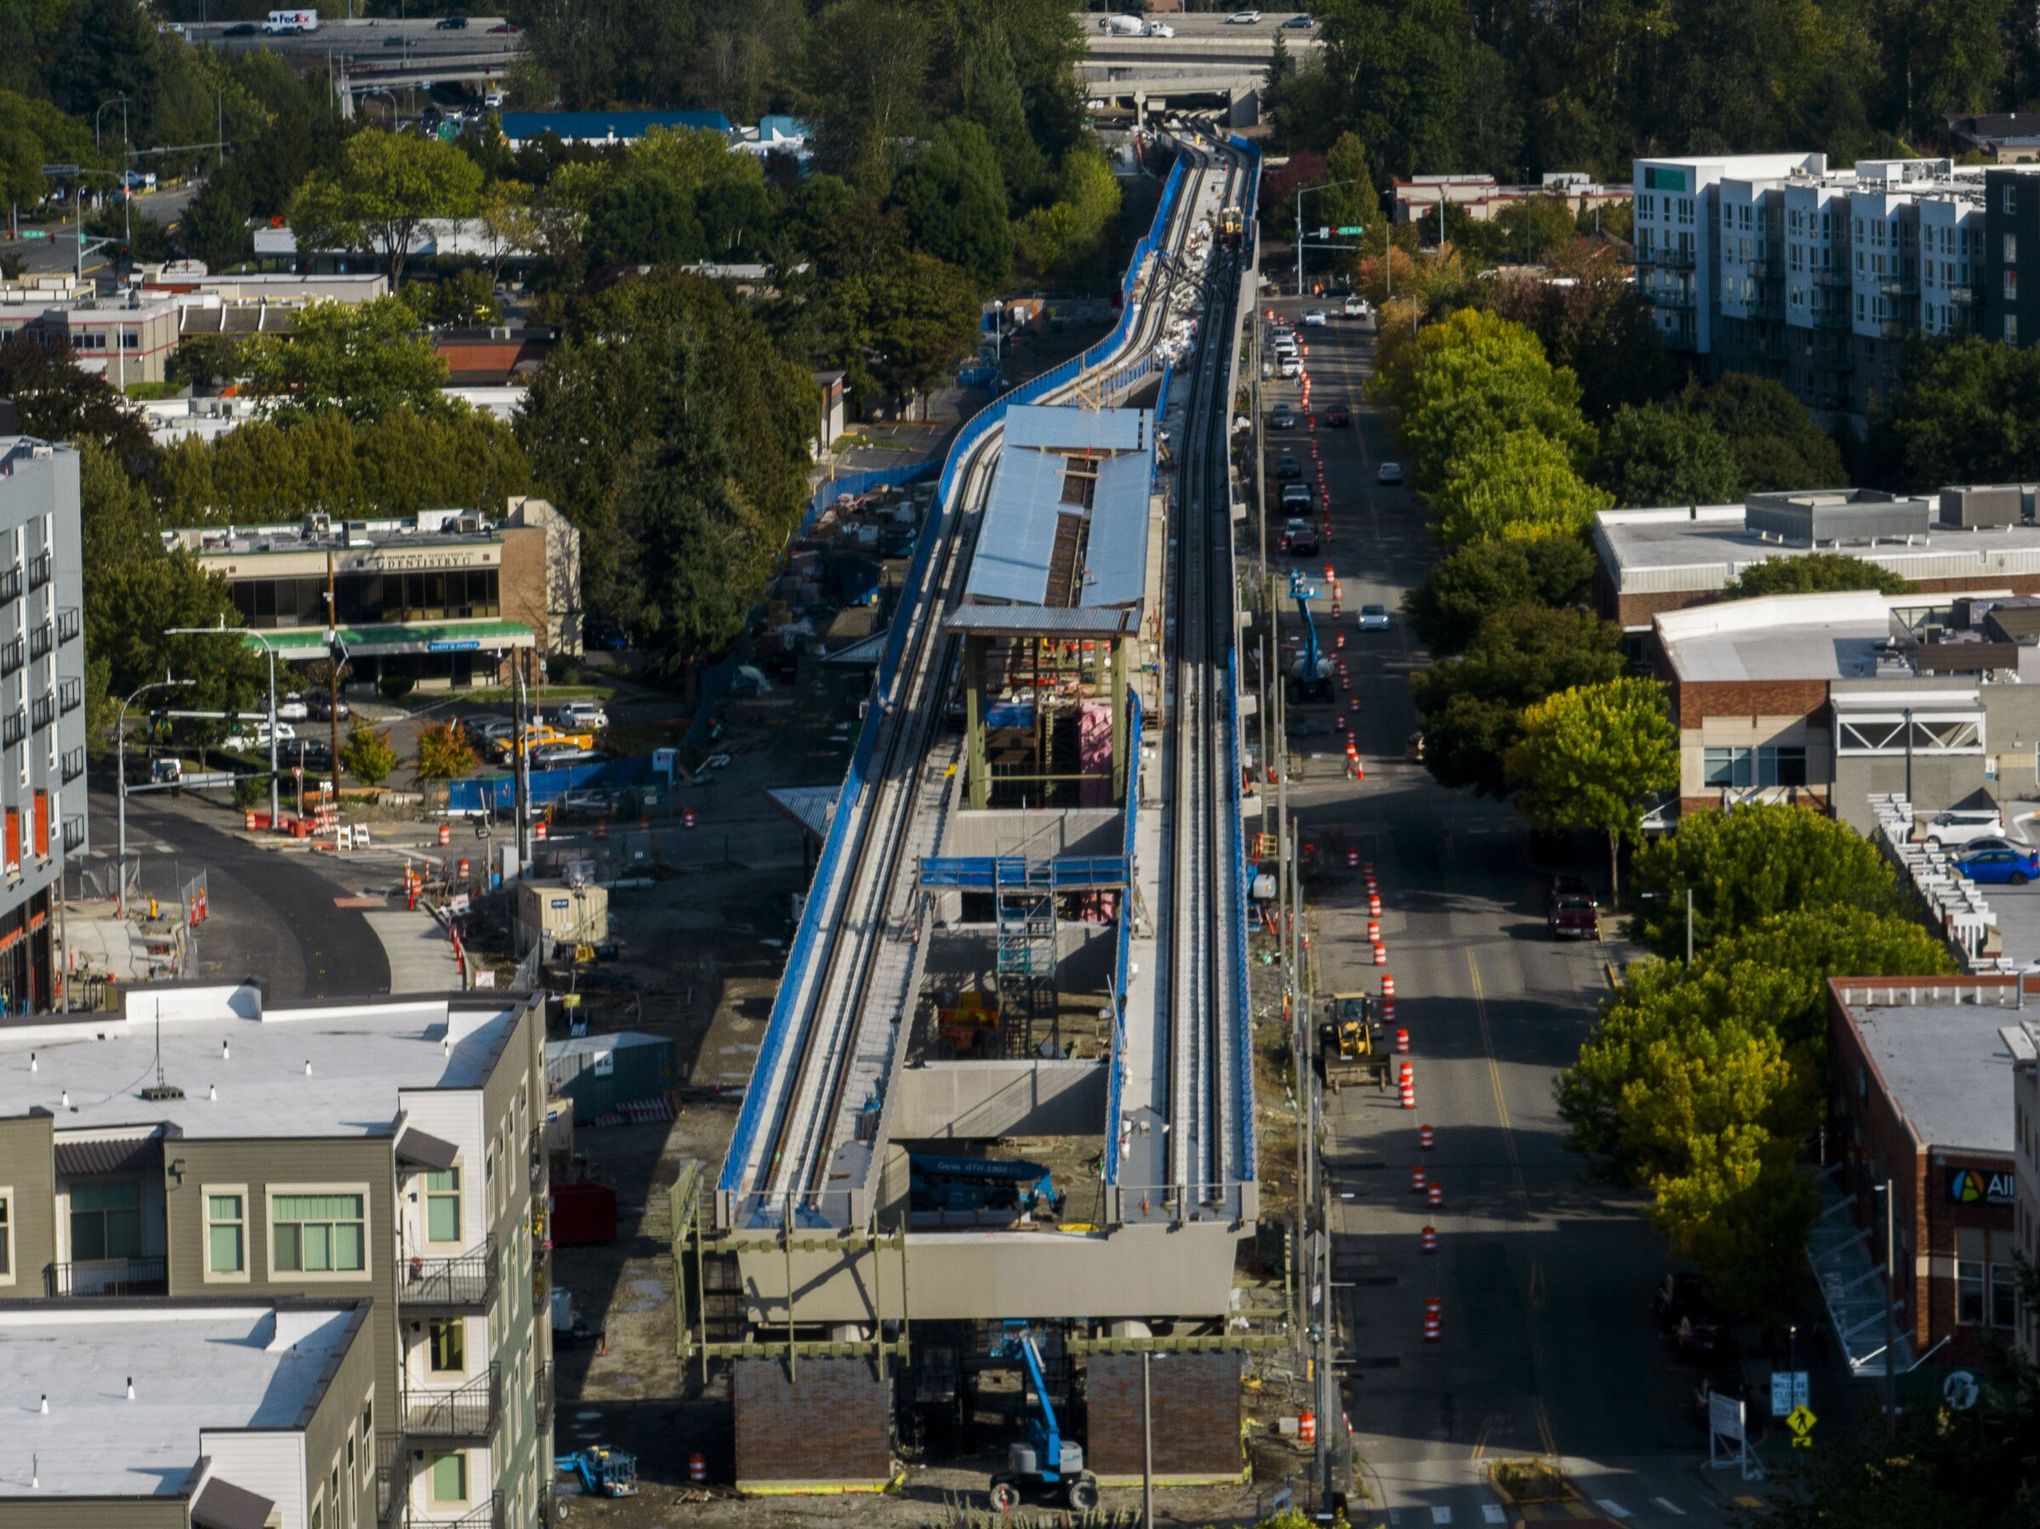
[448,753,667,813]
[1226,648,1257,1183]
[719,152,1191,1207]
[916,855,1129,891]
[804,459,940,532]
[1105,687,1144,1188]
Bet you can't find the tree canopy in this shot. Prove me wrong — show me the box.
[289,129,485,287]
[1591,403,1745,508]
[1720,553,1912,599]
[1679,374,1848,492]
[1431,427,1613,545]
[1507,677,1679,897]
[239,299,450,426]
[888,120,1012,289]
[1629,803,1904,959]
[1403,535,1595,656]
[1871,336,2040,488]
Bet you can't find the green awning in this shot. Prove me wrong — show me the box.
[248,621,535,659]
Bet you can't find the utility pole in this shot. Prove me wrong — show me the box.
[325,551,342,807]
[512,655,531,870]
[1883,1177,1899,1431]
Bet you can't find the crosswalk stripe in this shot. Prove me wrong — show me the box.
[1593,1501,1632,1520]
[1652,1498,1687,1516]
[1482,1507,1507,1525]
[1431,1509,1453,1525]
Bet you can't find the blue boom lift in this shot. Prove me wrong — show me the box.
[908,1153,1062,1218]
[555,1446,639,1497]
[987,1322,1098,1512]
[1288,568,1334,702]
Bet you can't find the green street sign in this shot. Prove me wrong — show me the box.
[1336,225,1364,236]
[17,230,48,240]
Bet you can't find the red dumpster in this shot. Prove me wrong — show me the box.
[550,1180,618,1246]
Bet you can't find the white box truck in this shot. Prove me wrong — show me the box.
[1099,13,1144,33]
[263,8,319,33]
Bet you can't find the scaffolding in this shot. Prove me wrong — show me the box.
[994,858,1059,1055]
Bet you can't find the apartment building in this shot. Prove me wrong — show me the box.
[0,1297,378,1528]
[0,439,88,1014]
[2012,1020,2040,1365]
[0,983,555,1528]
[1633,153,2040,427]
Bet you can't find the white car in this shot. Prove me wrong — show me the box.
[275,693,310,722]
[1302,309,1328,327]
[1344,295,1373,319]
[557,701,610,731]
[1357,604,1391,631]
[1376,461,1404,484]
[1925,807,2005,848]
[1277,354,1301,378]
[1226,9,1262,22]
[1143,20,1175,36]
[224,721,296,752]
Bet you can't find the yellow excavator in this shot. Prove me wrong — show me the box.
[1319,992,1389,1093]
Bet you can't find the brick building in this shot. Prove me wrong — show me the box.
[1826,978,2024,1370]
[1595,485,2040,633]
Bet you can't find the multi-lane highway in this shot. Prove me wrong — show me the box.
[1254,301,1759,1526]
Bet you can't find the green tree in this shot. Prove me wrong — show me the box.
[1492,194,1580,264]
[399,271,502,329]
[1679,374,1847,491]
[1432,428,1613,545]
[1403,535,1595,656]
[1485,244,1676,419]
[1507,677,1678,898]
[1720,553,1912,599]
[340,724,397,786]
[1592,403,1745,507]
[240,298,449,426]
[888,119,1011,289]
[0,333,157,471]
[803,0,934,190]
[1014,144,1121,277]
[289,129,485,287]
[169,333,245,390]
[1874,336,2040,487]
[0,87,95,210]
[1410,603,1625,796]
[414,721,476,781]
[1629,803,1904,959]
[1373,308,1594,496]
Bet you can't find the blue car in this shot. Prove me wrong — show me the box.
[1955,846,2040,885]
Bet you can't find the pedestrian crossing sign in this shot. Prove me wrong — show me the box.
[1786,1404,1817,1447]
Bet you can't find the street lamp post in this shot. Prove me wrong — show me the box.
[116,675,192,913]
[1294,177,1366,298]
[164,623,283,829]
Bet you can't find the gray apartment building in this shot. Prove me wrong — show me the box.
[0,438,88,1014]
[0,983,555,1528]
[1633,154,2040,428]
[0,1297,379,1528]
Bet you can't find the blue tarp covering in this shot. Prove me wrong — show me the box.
[447,753,667,813]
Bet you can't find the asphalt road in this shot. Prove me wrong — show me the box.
[1252,299,1762,1526]
[183,15,520,62]
[4,182,202,278]
[90,786,391,1000]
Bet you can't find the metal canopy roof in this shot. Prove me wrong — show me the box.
[963,405,1154,612]
[944,605,1137,638]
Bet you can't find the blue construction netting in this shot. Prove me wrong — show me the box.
[718,156,1192,1203]
[1105,687,1143,1188]
[447,753,665,812]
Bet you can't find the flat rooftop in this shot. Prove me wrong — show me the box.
[0,1302,363,1497]
[1654,590,1897,682]
[1846,998,2022,1152]
[0,986,525,1140]
[1595,503,2040,598]
[165,509,500,558]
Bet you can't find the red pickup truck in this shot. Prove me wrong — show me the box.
[1546,875,1600,940]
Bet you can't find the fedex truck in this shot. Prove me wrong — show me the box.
[263,8,319,32]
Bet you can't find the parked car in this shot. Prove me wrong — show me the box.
[1956,846,2040,885]
[1376,461,1404,484]
[463,713,512,747]
[223,721,295,752]
[1950,835,2032,855]
[1283,517,1319,557]
[1926,806,2005,847]
[1323,404,1350,427]
[530,743,603,770]
[1270,403,1297,429]
[1356,603,1390,632]
[1277,353,1301,378]
[1302,309,1328,327]
[583,618,631,651]
[1276,452,1303,480]
[556,700,609,732]
[275,692,310,722]
[304,690,351,722]
[1548,893,1599,939]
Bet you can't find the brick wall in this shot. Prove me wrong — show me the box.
[730,1355,893,1488]
[1082,1351,1243,1483]
[1672,678,1832,723]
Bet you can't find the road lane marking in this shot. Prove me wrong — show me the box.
[1482,1508,1506,1525]
[1467,950,1532,1215]
[1534,1399,1557,1459]
[1593,1501,1632,1520]
[1652,1498,1687,1516]
[1430,1509,1453,1525]
[1469,1416,1490,1462]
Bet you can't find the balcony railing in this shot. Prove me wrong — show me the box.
[29,625,50,660]
[31,695,52,731]
[56,607,79,644]
[405,1494,503,1529]
[1645,244,1696,269]
[1,640,23,676]
[62,747,84,783]
[375,1431,404,1528]
[398,1236,498,1309]
[28,551,50,590]
[58,677,79,714]
[44,1256,167,1296]
[1881,319,1912,338]
[1880,271,1919,295]
[1950,284,1976,305]
[5,712,26,747]
[403,1365,500,1441]
[1813,267,1851,287]
[63,815,85,852]
[0,568,20,604]
[537,1358,553,1424]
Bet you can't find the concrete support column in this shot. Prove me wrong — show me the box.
[966,635,989,811]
